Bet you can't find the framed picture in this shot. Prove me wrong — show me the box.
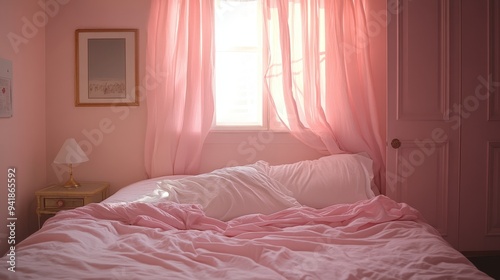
[75,29,139,106]
[0,58,13,118]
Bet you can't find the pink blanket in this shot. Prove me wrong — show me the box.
[0,196,491,279]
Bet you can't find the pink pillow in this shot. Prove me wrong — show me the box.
[257,154,375,208]
[156,164,300,221]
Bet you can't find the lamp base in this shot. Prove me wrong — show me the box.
[63,164,81,188]
[63,176,81,188]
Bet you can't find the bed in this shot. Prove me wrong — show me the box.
[0,154,492,279]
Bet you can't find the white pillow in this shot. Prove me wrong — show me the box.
[257,154,375,208]
[156,164,300,221]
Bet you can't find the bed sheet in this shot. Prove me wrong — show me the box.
[0,195,491,279]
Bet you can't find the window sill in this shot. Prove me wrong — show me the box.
[205,130,302,144]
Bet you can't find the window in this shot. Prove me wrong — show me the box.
[214,0,268,130]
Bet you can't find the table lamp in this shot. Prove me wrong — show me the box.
[53,138,89,188]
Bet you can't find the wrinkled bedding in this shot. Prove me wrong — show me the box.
[0,196,490,279]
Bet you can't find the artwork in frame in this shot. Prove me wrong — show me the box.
[75,29,139,106]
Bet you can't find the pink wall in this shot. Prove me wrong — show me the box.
[0,0,47,255]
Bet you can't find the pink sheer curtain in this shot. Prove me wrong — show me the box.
[145,0,215,178]
[262,0,386,190]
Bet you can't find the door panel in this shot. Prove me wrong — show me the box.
[387,0,460,248]
[487,142,500,236]
[399,0,449,121]
[490,0,500,121]
[459,0,500,251]
[393,141,449,235]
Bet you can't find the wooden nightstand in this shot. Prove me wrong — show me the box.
[35,181,110,228]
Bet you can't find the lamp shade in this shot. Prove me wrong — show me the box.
[53,138,89,164]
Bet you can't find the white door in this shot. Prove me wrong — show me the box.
[387,0,461,248]
[458,0,500,252]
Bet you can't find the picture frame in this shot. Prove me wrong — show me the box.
[75,29,139,106]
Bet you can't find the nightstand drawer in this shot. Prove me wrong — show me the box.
[44,198,84,209]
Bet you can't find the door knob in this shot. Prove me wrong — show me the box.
[391,138,401,149]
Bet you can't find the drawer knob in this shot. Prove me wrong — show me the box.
[57,200,64,208]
